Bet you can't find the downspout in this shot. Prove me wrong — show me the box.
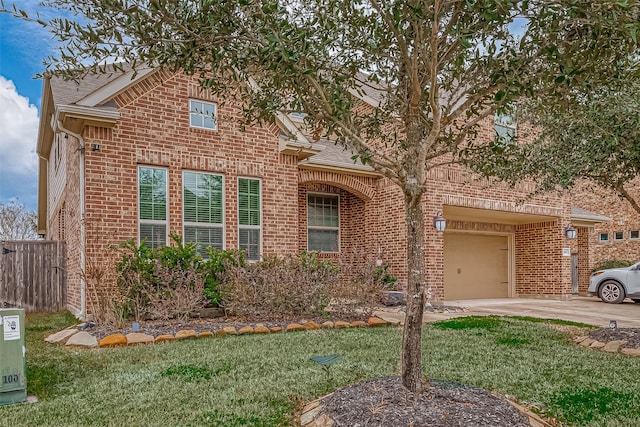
[56,119,87,320]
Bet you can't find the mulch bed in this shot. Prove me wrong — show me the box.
[86,312,368,340]
[588,327,640,348]
[319,376,530,427]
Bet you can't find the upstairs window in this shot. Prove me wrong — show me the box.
[630,230,639,240]
[238,178,261,261]
[614,231,624,241]
[189,99,217,130]
[599,233,609,242]
[494,110,516,144]
[138,166,168,248]
[307,194,339,252]
[183,172,224,257]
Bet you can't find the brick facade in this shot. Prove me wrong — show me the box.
[572,180,640,287]
[40,69,589,317]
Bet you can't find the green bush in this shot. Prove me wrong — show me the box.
[202,247,245,307]
[591,259,634,272]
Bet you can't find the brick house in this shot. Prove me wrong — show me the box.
[571,183,639,279]
[36,68,610,319]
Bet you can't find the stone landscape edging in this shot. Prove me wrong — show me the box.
[574,335,640,356]
[44,316,393,349]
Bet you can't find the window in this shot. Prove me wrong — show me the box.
[307,194,339,252]
[631,230,639,240]
[494,110,516,144]
[183,172,224,257]
[189,99,217,130]
[138,166,168,248]
[614,231,624,241]
[238,178,261,261]
[599,233,609,242]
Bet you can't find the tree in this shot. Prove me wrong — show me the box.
[465,62,640,214]
[4,0,637,392]
[0,201,39,240]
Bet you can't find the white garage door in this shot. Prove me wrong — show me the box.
[444,233,510,300]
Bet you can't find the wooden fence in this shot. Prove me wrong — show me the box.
[0,241,66,312]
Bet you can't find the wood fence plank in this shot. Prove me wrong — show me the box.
[0,241,67,312]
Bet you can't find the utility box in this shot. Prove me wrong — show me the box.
[0,308,26,405]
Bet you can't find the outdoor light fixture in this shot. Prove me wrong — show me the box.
[609,320,617,330]
[564,225,577,240]
[91,144,101,152]
[433,211,446,232]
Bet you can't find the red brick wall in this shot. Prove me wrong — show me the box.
[75,71,300,313]
[572,180,640,268]
[576,227,592,293]
[514,221,573,296]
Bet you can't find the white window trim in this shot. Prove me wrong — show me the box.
[138,165,169,247]
[189,99,218,131]
[182,170,226,252]
[237,177,262,261]
[630,230,640,240]
[307,192,340,253]
[494,110,517,141]
[599,232,609,242]
[614,231,624,241]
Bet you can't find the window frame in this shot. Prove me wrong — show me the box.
[614,231,624,241]
[189,99,218,131]
[182,170,225,257]
[307,192,340,253]
[237,177,262,261]
[630,230,639,240]
[494,110,517,144]
[138,165,168,248]
[599,232,609,242]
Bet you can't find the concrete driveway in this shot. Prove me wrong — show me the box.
[375,296,640,328]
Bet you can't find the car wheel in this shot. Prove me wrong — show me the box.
[598,281,625,304]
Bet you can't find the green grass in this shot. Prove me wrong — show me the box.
[1,314,638,426]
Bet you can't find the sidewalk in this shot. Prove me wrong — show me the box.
[374,296,640,328]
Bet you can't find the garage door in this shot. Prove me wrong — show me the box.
[444,233,510,300]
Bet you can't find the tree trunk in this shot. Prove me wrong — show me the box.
[401,192,426,392]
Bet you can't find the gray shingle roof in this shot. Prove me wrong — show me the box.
[571,207,611,222]
[49,64,136,106]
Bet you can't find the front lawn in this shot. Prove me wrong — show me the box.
[1,313,638,426]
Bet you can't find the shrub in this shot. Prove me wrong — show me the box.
[591,259,634,272]
[114,235,206,320]
[332,249,398,316]
[219,252,340,317]
[202,247,245,307]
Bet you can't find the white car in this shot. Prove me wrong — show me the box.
[589,262,640,304]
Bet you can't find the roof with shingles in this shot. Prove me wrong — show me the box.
[299,139,376,173]
[49,64,136,106]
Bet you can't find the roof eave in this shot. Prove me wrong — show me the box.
[298,162,381,178]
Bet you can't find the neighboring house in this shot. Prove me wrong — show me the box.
[572,182,640,274]
[36,67,609,319]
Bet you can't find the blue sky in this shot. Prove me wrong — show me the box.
[0,1,60,211]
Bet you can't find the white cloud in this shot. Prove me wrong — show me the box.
[0,76,39,209]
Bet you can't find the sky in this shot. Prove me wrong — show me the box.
[0,1,61,212]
